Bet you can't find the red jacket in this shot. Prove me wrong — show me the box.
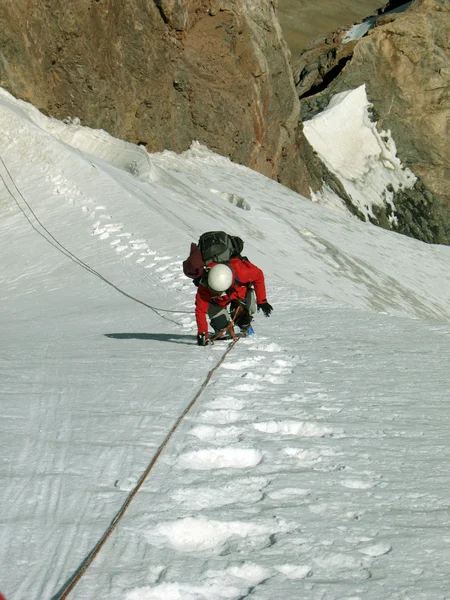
[195,257,267,336]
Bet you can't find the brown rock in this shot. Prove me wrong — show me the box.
[294,29,355,99]
[299,0,450,241]
[0,0,329,198]
[343,0,449,201]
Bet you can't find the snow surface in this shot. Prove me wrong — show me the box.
[1,87,450,600]
[303,85,416,223]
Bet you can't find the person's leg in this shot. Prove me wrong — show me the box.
[245,287,257,315]
[233,288,256,332]
[208,303,231,333]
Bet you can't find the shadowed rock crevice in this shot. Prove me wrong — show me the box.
[299,55,352,100]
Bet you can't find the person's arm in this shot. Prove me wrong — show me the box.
[238,260,273,316]
[238,260,267,303]
[195,286,211,338]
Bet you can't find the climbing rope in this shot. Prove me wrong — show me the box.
[56,337,238,599]
[0,154,245,597]
[210,304,244,343]
[0,156,192,321]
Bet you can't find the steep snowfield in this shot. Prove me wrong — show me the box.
[1,88,450,600]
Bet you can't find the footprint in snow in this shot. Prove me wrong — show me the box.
[114,476,138,491]
[358,542,392,557]
[248,342,283,353]
[241,372,285,385]
[221,356,265,371]
[267,487,311,501]
[170,476,269,510]
[125,564,269,600]
[198,409,247,424]
[253,420,337,438]
[275,564,312,580]
[282,446,338,469]
[145,516,294,553]
[176,447,262,470]
[205,396,247,410]
[232,383,264,392]
[115,245,129,253]
[187,424,244,444]
[312,552,372,582]
[340,478,376,490]
[130,240,149,250]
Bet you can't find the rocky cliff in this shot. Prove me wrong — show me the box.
[297,0,450,243]
[1,0,448,244]
[0,0,332,198]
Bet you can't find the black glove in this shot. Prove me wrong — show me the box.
[197,333,209,346]
[257,301,273,317]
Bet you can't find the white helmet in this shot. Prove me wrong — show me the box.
[207,264,233,292]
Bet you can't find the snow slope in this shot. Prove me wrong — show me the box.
[1,88,450,600]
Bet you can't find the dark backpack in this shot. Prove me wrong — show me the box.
[198,231,244,264]
[182,231,244,281]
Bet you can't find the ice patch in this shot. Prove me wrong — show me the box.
[176,448,262,470]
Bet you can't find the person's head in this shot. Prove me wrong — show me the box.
[207,264,233,293]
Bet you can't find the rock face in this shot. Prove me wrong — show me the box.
[294,29,356,100]
[0,0,330,198]
[298,0,450,243]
